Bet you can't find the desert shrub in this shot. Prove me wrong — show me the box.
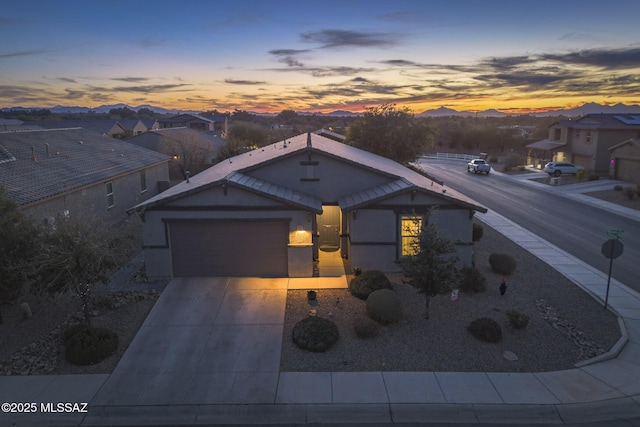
[472,222,484,243]
[366,289,402,324]
[576,169,585,181]
[458,267,487,293]
[502,154,524,170]
[292,316,339,352]
[65,326,118,365]
[614,185,623,191]
[489,253,517,276]
[467,318,502,343]
[506,310,530,329]
[348,270,392,300]
[623,187,636,200]
[588,174,600,181]
[353,315,379,338]
[489,156,499,163]
[62,324,90,345]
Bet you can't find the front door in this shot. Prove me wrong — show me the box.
[317,205,341,251]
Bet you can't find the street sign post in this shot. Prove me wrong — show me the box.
[602,231,624,310]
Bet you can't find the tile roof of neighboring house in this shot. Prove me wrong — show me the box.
[526,139,567,151]
[0,128,170,207]
[608,138,640,152]
[554,114,640,130]
[159,113,219,124]
[125,127,226,154]
[134,132,486,213]
[34,120,125,134]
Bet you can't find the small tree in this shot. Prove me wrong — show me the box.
[0,187,42,324]
[32,215,139,325]
[396,216,460,319]
[345,103,433,165]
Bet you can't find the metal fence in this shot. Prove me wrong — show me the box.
[430,153,479,161]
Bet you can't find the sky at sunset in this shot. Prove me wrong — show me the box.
[1,0,640,114]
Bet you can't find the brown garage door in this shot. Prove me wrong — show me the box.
[616,158,640,183]
[170,220,289,277]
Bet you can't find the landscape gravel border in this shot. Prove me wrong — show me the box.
[280,222,622,373]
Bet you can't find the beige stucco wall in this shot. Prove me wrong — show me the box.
[249,151,389,203]
[22,162,169,226]
[141,188,313,279]
[346,205,474,273]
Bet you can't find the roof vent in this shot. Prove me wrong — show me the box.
[78,140,84,144]
[31,146,37,161]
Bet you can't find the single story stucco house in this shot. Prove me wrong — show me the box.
[131,132,487,279]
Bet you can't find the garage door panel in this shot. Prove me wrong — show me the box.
[170,221,288,277]
[617,158,640,183]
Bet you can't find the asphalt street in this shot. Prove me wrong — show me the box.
[418,159,639,292]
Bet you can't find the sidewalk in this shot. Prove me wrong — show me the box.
[1,187,640,425]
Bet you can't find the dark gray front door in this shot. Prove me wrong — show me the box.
[317,206,340,251]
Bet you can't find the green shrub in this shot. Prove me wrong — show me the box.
[506,310,530,329]
[62,324,90,345]
[292,316,339,352]
[588,174,600,181]
[614,185,623,191]
[467,318,502,343]
[65,326,118,365]
[366,289,402,324]
[348,270,392,300]
[353,315,379,338]
[576,169,585,181]
[472,222,484,243]
[502,154,524,170]
[623,187,636,200]
[458,267,487,293]
[489,253,517,276]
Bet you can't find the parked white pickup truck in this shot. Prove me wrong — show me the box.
[467,159,491,175]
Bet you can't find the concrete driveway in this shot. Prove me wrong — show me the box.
[91,277,288,406]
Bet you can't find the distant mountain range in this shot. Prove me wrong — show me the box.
[3,102,640,117]
[417,102,640,117]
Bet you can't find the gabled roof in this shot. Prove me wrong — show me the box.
[159,113,216,124]
[0,128,170,207]
[133,132,486,213]
[553,114,640,130]
[338,178,413,211]
[608,138,640,152]
[526,139,567,151]
[226,172,322,213]
[34,120,125,134]
[125,127,226,153]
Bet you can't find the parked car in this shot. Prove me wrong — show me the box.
[543,162,585,177]
[467,159,491,175]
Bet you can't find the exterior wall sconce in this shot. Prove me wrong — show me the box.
[306,211,311,222]
[352,210,357,220]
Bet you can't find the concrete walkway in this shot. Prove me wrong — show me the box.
[2,173,640,425]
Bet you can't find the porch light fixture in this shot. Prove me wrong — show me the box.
[352,210,357,220]
[306,211,311,222]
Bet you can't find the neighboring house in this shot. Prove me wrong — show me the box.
[158,113,228,134]
[131,132,487,280]
[125,127,226,184]
[314,128,346,142]
[118,119,151,137]
[0,128,170,225]
[34,119,129,139]
[527,114,640,173]
[608,138,640,183]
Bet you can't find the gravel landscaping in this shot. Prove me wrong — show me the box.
[280,223,621,373]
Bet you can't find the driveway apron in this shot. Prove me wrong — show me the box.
[91,277,287,406]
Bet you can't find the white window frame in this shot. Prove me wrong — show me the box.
[139,170,147,193]
[106,182,115,208]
